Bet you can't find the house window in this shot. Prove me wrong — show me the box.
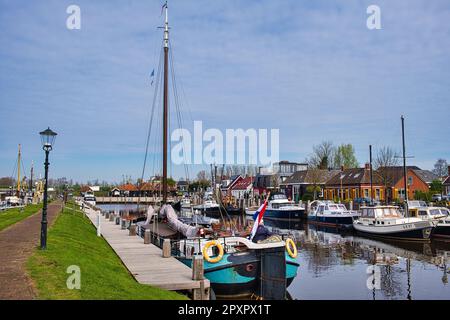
[408,176,413,186]
[376,189,380,199]
[364,189,369,198]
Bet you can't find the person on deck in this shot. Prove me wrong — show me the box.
[252,220,273,243]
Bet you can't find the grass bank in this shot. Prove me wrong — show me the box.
[27,205,187,300]
[0,204,43,231]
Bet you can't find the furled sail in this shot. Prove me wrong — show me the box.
[159,204,199,238]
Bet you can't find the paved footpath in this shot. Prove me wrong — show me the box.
[0,201,63,300]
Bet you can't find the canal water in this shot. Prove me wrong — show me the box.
[265,220,450,300]
[97,204,450,300]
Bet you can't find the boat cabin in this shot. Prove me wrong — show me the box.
[407,200,449,220]
[360,206,403,220]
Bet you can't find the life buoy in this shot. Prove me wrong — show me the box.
[202,240,224,263]
[285,238,298,258]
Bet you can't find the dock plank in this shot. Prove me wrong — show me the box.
[83,206,209,293]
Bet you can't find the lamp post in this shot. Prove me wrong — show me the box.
[39,127,57,250]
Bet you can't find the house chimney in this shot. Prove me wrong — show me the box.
[364,163,370,170]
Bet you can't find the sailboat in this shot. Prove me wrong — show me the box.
[137,3,299,299]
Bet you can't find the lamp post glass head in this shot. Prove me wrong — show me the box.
[39,127,57,151]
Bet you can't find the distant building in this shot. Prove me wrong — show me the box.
[443,166,450,195]
[272,161,308,183]
[280,169,340,201]
[177,180,189,193]
[230,176,254,201]
[220,175,242,198]
[377,166,439,202]
[324,164,384,201]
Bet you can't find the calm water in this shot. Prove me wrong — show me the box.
[264,220,450,300]
[97,204,450,300]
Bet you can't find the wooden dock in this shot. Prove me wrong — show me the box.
[82,206,210,297]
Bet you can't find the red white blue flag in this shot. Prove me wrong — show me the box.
[250,196,269,240]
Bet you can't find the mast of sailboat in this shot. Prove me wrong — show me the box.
[17,144,21,197]
[162,1,169,203]
[369,145,373,206]
[401,115,409,217]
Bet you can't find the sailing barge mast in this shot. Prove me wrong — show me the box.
[162,2,169,203]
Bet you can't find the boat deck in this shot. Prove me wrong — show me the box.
[83,206,210,292]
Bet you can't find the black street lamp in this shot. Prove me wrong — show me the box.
[39,127,57,250]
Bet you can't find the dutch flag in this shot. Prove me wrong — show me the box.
[250,196,269,240]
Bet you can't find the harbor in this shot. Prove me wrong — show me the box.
[0,0,449,306]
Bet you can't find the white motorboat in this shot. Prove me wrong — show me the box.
[308,200,360,228]
[407,200,448,221]
[353,205,435,241]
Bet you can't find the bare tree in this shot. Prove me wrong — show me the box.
[307,141,336,169]
[374,146,400,202]
[433,159,448,177]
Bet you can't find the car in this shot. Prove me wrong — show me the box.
[353,197,372,204]
[431,194,442,202]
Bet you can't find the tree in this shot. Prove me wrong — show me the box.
[334,144,359,169]
[0,177,14,188]
[374,146,400,203]
[430,180,443,194]
[432,159,448,177]
[307,141,335,169]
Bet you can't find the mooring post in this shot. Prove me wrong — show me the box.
[121,219,126,230]
[97,213,101,237]
[144,229,151,244]
[105,212,110,219]
[129,224,136,236]
[349,201,353,211]
[162,238,171,258]
[109,213,114,222]
[115,216,120,225]
[192,254,204,280]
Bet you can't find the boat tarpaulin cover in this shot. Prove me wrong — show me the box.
[159,204,199,238]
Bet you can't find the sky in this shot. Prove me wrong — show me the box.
[0,0,449,183]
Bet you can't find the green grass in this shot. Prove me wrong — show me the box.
[27,206,188,300]
[0,204,43,231]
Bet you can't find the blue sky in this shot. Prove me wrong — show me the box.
[0,0,449,183]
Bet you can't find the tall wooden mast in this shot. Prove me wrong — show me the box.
[162,2,169,203]
[17,144,21,197]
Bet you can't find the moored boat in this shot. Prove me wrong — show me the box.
[353,205,435,241]
[261,193,306,220]
[308,200,359,229]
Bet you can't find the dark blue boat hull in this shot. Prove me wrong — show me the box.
[308,215,355,228]
[264,209,306,220]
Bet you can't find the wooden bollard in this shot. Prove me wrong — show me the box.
[115,216,120,225]
[97,213,101,237]
[121,219,126,230]
[109,213,115,222]
[144,229,151,244]
[192,254,204,280]
[129,225,136,236]
[105,212,110,219]
[162,239,171,258]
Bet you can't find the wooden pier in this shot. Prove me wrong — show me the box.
[95,196,178,204]
[82,205,210,299]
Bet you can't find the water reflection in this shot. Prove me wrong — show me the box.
[271,221,450,300]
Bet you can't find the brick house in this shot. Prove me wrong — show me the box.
[280,169,340,201]
[377,166,438,202]
[441,166,450,195]
[230,176,254,201]
[324,164,384,201]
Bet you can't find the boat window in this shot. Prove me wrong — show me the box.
[364,208,375,217]
[440,209,449,216]
[272,194,287,200]
[418,210,428,216]
[430,209,442,216]
[319,206,325,213]
[328,205,338,210]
